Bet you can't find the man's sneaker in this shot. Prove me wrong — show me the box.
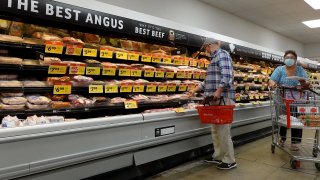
[217,162,237,170]
[204,157,222,164]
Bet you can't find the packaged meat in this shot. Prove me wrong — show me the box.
[1,96,27,105]
[130,94,149,102]
[0,34,23,42]
[85,59,101,64]
[143,108,174,113]
[41,57,61,65]
[47,116,64,123]
[0,103,25,110]
[130,64,144,68]
[110,97,126,104]
[73,75,94,83]
[0,74,18,80]
[84,33,101,43]
[0,19,10,30]
[135,79,149,83]
[0,56,22,65]
[9,21,24,37]
[1,93,24,97]
[68,95,94,107]
[41,33,62,41]
[50,28,70,37]
[0,80,22,87]
[183,103,202,109]
[36,116,50,125]
[22,38,44,45]
[26,95,51,105]
[22,59,40,65]
[91,81,105,85]
[47,77,70,85]
[2,115,22,128]
[91,97,109,104]
[63,37,84,45]
[26,102,50,110]
[24,115,38,126]
[52,101,71,109]
[146,95,169,102]
[49,95,67,101]
[23,81,48,87]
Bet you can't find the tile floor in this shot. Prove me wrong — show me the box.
[148,130,320,180]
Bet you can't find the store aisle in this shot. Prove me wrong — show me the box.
[148,131,320,180]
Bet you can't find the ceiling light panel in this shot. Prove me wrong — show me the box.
[304,0,320,9]
[303,19,320,28]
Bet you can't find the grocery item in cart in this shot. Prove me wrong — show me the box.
[0,56,22,65]
[26,95,51,105]
[2,115,22,128]
[1,96,27,105]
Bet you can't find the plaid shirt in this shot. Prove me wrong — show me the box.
[201,48,235,100]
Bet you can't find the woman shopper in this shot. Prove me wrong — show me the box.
[189,39,236,170]
[269,50,309,151]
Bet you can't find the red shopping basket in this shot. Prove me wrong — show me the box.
[196,97,235,124]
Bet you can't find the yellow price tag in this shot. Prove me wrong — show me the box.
[45,44,63,54]
[152,57,162,63]
[116,52,128,60]
[174,58,182,65]
[261,86,266,91]
[53,84,72,95]
[105,85,118,93]
[155,71,165,78]
[175,107,186,113]
[166,72,175,78]
[193,73,200,79]
[89,85,104,94]
[124,100,138,109]
[259,78,263,82]
[236,96,241,102]
[183,59,190,66]
[128,53,140,61]
[86,67,101,75]
[144,70,155,77]
[254,77,258,82]
[205,61,210,68]
[83,48,97,57]
[200,73,206,79]
[255,94,260,99]
[249,95,254,100]
[66,45,82,56]
[245,86,250,91]
[141,55,152,62]
[100,49,113,59]
[131,69,142,77]
[244,76,248,81]
[167,85,176,92]
[119,68,131,76]
[133,85,144,92]
[190,60,198,67]
[146,84,157,92]
[102,67,116,76]
[48,65,67,74]
[260,94,264,99]
[69,64,85,75]
[120,85,133,93]
[163,57,172,64]
[199,61,205,68]
[158,84,167,92]
[179,85,187,92]
[187,72,193,79]
[177,71,185,79]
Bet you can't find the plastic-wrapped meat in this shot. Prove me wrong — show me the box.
[142,65,155,70]
[91,97,109,104]
[130,64,144,68]
[101,62,117,67]
[0,80,22,87]
[26,102,50,110]
[146,95,169,102]
[1,93,24,97]
[26,95,51,105]
[68,95,93,107]
[168,94,190,100]
[105,80,119,85]
[131,94,149,102]
[72,76,93,86]
[0,103,25,110]
[166,80,181,85]
[47,77,70,85]
[110,97,126,104]
[51,101,71,109]
[24,115,38,126]
[23,81,48,87]
[160,66,178,73]
[63,37,84,45]
[42,57,61,65]
[2,115,22,128]
[1,96,27,105]
[36,116,50,125]
[0,74,18,80]
[119,80,135,84]
[135,79,149,83]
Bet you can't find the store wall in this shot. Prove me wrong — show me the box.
[95,0,304,56]
[304,43,320,62]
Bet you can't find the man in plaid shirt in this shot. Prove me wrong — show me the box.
[190,39,236,170]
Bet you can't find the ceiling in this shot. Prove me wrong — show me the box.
[200,0,320,44]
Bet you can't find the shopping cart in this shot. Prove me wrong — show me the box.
[270,86,320,170]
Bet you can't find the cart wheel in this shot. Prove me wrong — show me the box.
[313,148,318,158]
[271,144,275,154]
[315,163,320,171]
[290,159,300,169]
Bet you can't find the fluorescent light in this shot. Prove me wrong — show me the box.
[302,19,320,28]
[304,0,320,9]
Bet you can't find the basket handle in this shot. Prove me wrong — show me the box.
[203,96,225,106]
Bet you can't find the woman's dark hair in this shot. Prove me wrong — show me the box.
[284,50,297,59]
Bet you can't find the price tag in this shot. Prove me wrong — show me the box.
[48,64,67,74]
[144,69,155,77]
[188,84,197,91]
[177,71,185,79]
[205,61,210,68]
[166,72,175,78]
[187,72,193,79]
[53,83,72,95]
[89,85,104,94]
[69,64,85,75]
[179,84,187,92]
[190,59,198,67]
[120,85,133,93]
[83,48,97,57]
[146,84,157,92]
[133,84,144,92]
[45,44,63,54]
[86,67,101,75]
[174,58,182,65]
[66,45,82,56]
[193,72,200,79]
[158,84,167,92]
[249,95,254,100]
[131,69,142,77]
[155,70,165,78]
[261,86,266,91]
[200,72,206,79]
[260,94,264,99]
[264,78,269,82]
[254,77,258,82]
[183,59,190,66]
[163,57,172,64]
[244,76,248,81]
[152,56,162,63]
[105,85,118,93]
[102,67,116,76]
[198,61,205,68]
[167,84,176,92]
[100,49,113,59]
[175,108,186,113]
[259,78,263,83]
[116,51,128,60]
[141,54,152,62]
[119,68,131,76]
[255,94,260,99]
[236,96,241,102]
[124,100,138,109]
[128,53,140,61]
[245,86,250,91]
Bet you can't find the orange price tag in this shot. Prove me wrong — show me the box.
[66,45,82,56]
[69,63,85,75]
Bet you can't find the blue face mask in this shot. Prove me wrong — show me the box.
[284,58,295,67]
